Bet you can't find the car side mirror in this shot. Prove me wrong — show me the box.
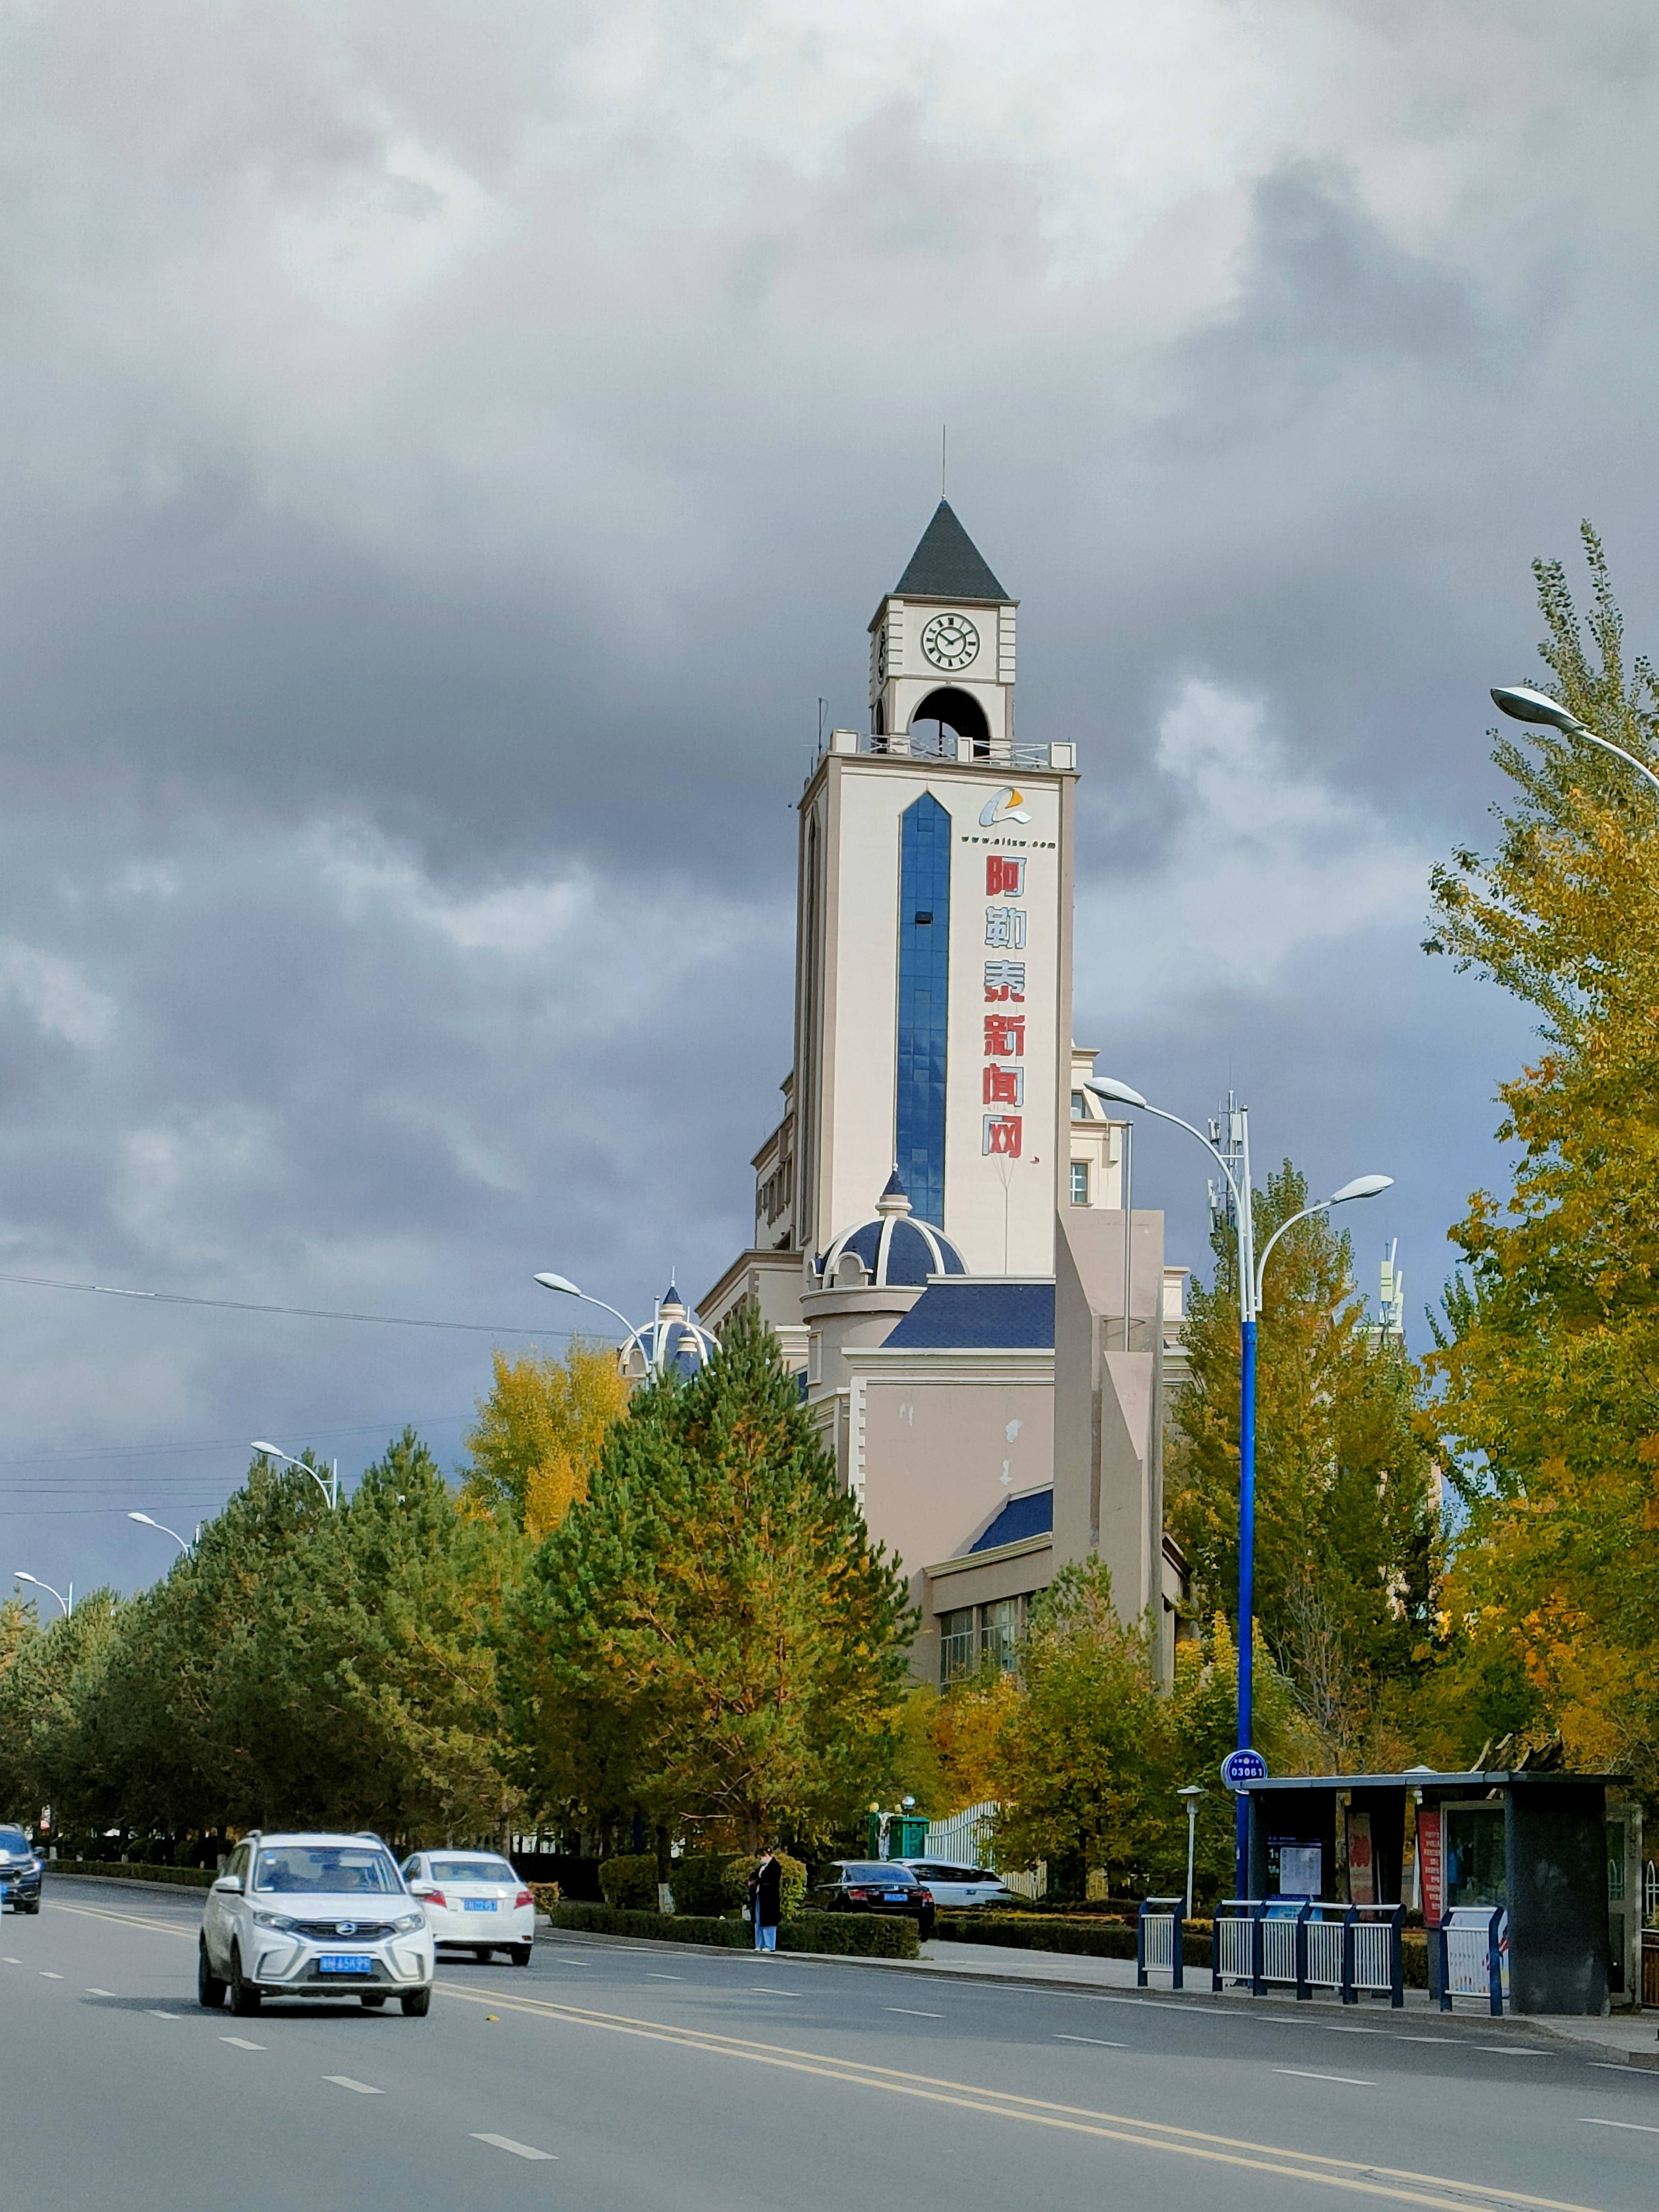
[212,1874,242,1895]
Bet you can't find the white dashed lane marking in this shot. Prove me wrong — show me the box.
[471,2133,556,2161]
[221,2036,264,2051]
[39,1971,62,1980]
[1,1956,20,1964]
[1474,2047,1548,2057]
[85,1988,114,1997]
[886,2007,943,2019]
[1580,2117,1659,2133]
[324,2076,384,2096]
[1274,2069,1375,2087]
[644,1973,683,1981]
[145,2009,179,2020]
[1054,2033,1126,2048]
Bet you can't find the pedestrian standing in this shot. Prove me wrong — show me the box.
[750,1848,782,1953]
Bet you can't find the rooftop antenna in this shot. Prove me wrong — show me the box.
[941,423,947,498]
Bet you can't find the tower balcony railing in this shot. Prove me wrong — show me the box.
[816,730,1077,773]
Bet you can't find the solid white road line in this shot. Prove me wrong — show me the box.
[1579,2116,1659,2133]
[886,2007,943,2019]
[1053,2034,1126,2048]
[471,2133,557,2161]
[221,2036,264,2051]
[323,2076,384,2095]
[1274,2069,1375,2087]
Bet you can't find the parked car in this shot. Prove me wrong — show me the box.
[0,1825,42,1914]
[400,1851,535,1965]
[198,1831,434,2017]
[810,1861,935,1941]
[894,1859,1015,1910]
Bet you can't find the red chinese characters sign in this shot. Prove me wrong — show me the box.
[983,853,1029,1157]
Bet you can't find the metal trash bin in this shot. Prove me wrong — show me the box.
[1437,1905,1505,2016]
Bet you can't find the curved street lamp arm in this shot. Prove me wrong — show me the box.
[1253,1201,1330,1312]
[1575,727,1659,802]
[254,1445,334,1509]
[570,1291,641,1340]
[1113,1096,1256,1320]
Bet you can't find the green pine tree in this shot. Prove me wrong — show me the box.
[503,1303,916,1848]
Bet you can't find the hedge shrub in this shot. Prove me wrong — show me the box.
[668,1853,807,1917]
[541,1901,918,1958]
[598,1853,660,1910]
[50,1859,217,1889]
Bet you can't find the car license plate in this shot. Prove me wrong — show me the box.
[883,1892,907,1903]
[319,1953,374,1974]
[463,1899,496,1912]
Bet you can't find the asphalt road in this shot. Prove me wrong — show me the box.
[3,1878,1657,2212]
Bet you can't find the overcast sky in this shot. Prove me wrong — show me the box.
[3,0,1653,1597]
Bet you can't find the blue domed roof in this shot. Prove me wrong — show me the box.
[622,1284,717,1379]
[816,1172,968,1289]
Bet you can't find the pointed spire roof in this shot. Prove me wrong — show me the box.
[894,500,1011,603]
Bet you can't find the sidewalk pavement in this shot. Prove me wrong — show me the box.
[916,1939,1659,2064]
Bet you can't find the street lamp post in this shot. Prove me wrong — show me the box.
[127,1511,195,1557]
[1084,1074,1391,1895]
[249,1444,338,1510]
[1177,1784,1206,1919]
[15,1571,70,1617]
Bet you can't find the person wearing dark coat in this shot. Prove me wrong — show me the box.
[749,1850,782,1952]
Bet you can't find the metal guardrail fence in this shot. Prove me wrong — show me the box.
[1209,1899,1405,2005]
[1136,1897,1185,1990]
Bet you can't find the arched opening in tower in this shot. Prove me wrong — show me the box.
[908,686,991,757]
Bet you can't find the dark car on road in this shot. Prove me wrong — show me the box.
[0,1825,43,1914]
[811,1861,935,1941]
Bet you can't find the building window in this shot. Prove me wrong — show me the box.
[1071,1091,1087,1119]
[979,1597,1023,1674]
[1069,1159,1090,1206]
[895,794,952,1228]
[940,1607,975,1685]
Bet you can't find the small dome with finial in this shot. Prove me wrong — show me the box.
[815,1171,968,1289]
[622,1282,717,1379]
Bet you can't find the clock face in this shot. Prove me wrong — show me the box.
[921,611,979,671]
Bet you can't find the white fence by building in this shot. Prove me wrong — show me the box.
[924,1801,1046,1898]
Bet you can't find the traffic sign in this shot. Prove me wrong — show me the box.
[1220,1748,1267,1790]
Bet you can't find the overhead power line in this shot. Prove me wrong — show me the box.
[0,1268,577,1338]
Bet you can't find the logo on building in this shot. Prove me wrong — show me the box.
[979,787,1031,827]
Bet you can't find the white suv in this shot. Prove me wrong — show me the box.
[198,1832,435,2017]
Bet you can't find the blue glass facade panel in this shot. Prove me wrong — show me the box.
[895,795,951,1228]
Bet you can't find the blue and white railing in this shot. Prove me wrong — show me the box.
[1211,1899,1405,2005]
[1136,1897,1185,1989]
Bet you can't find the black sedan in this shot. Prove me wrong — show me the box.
[0,1826,42,1914]
[810,1861,935,1941]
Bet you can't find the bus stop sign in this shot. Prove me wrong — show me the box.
[1221,1748,1267,1790]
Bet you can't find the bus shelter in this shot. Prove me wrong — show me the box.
[1236,1768,1639,2016]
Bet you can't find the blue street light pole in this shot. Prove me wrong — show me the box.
[1086,1073,1391,1896]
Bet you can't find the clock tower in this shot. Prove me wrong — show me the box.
[869,500,1017,750]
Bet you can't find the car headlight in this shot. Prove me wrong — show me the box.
[392,1912,425,1933]
[253,1910,300,1931]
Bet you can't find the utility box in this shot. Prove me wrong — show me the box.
[867,1811,929,1860]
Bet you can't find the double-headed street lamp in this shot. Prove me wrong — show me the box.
[127,1511,195,1556]
[1084,1073,1391,1895]
[250,1443,339,1510]
[15,1570,71,1617]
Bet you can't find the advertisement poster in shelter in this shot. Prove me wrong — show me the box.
[1416,1805,1444,1927]
[1345,1809,1375,1906]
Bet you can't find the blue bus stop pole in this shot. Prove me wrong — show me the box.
[1236,1313,1257,1897]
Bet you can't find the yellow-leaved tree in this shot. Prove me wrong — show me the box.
[1426,523,1659,1789]
[463,1341,628,1539]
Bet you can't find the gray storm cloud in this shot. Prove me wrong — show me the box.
[0,0,1644,1589]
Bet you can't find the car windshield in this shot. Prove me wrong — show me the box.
[0,1827,30,1852]
[429,1857,516,1884]
[841,1864,913,1886]
[253,1845,402,1896]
